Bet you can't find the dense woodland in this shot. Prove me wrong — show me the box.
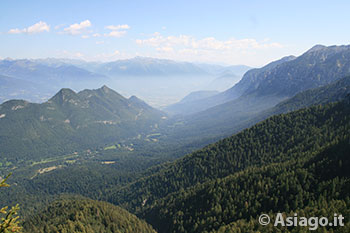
[142,139,350,232]
[107,97,350,212]
[22,198,156,233]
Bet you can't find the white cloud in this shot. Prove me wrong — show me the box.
[81,35,90,39]
[75,52,84,58]
[92,50,131,62]
[54,24,65,30]
[113,50,120,55]
[27,21,50,33]
[8,21,50,34]
[8,28,22,34]
[105,24,130,30]
[105,30,127,38]
[58,50,85,59]
[93,33,101,37]
[56,49,132,62]
[136,34,282,50]
[156,47,174,53]
[136,32,284,66]
[104,24,130,38]
[96,41,104,44]
[63,20,91,35]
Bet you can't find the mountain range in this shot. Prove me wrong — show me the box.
[94,57,208,77]
[166,45,350,116]
[161,45,350,148]
[1,44,350,232]
[0,74,52,103]
[0,58,108,103]
[0,58,106,86]
[2,45,349,165]
[0,57,250,108]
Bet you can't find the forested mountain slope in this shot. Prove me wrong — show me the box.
[107,95,350,219]
[142,139,350,232]
[22,198,156,233]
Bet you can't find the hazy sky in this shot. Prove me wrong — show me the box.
[1,0,349,67]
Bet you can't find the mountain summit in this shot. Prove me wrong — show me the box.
[307,44,327,52]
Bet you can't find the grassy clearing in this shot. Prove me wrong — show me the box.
[146,133,161,138]
[104,145,117,150]
[30,154,79,167]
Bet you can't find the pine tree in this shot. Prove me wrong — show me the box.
[0,173,21,233]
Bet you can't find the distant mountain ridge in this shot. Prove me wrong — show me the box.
[0,74,52,103]
[0,57,251,106]
[95,57,209,77]
[158,45,350,155]
[207,71,242,91]
[27,57,252,77]
[226,55,297,98]
[195,63,252,76]
[163,55,296,115]
[223,44,350,100]
[246,44,350,97]
[164,90,219,114]
[0,59,109,103]
[0,59,106,84]
[167,74,350,144]
[0,86,165,162]
[179,90,220,103]
[165,44,350,116]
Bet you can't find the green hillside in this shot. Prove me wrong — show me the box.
[0,85,165,163]
[22,198,156,233]
[107,96,350,222]
[142,140,350,232]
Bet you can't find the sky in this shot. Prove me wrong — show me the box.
[1,0,350,67]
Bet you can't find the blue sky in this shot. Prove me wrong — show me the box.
[1,0,349,66]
